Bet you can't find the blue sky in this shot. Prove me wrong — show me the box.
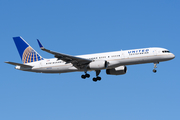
[1,0,180,120]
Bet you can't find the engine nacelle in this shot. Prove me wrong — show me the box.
[106,66,127,75]
[88,60,108,70]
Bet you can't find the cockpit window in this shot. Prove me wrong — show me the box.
[162,50,170,53]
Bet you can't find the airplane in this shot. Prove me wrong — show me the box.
[5,36,175,82]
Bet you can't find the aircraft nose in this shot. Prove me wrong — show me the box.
[173,54,175,59]
[171,53,175,59]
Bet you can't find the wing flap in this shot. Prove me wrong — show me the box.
[37,40,92,67]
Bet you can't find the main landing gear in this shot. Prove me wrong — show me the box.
[81,73,90,79]
[153,62,159,73]
[81,70,101,82]
[92,70,101,82]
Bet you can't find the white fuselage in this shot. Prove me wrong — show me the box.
[16,47,175,73]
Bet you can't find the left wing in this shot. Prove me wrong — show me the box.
[37,40,92,69]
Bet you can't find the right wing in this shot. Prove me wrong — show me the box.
[37,40,92,69]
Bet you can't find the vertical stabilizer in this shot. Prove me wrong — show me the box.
[13,36,44,63]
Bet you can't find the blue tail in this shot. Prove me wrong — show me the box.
[13,36,44,64]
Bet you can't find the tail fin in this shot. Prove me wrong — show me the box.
[13,36,44,64]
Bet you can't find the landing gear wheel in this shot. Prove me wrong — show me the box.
[81,73,90,79]
[81,75,86,79]
[153,69,157,73]
[93,78,97,82]
[153,62,158,73]
[97,77,101,81]
[85,74,90,78]
[92,70,101,82]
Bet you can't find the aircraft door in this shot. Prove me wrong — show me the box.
[121,52,125,59]
[153,49,157,56]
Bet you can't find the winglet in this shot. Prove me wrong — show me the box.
[37,39,44,49]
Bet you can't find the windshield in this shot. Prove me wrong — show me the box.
[162,50,170,53]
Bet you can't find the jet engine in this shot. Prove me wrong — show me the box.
[106,66,127,75]
[88,60,108,70]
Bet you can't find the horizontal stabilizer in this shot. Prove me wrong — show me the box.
[5,61,33,68]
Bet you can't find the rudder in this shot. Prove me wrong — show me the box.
[13,36,44,63]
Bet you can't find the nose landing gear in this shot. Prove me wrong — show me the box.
[153,62,159,73]
[153,69,157,73]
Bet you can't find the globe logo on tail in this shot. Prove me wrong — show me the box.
[22,46,43,63]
